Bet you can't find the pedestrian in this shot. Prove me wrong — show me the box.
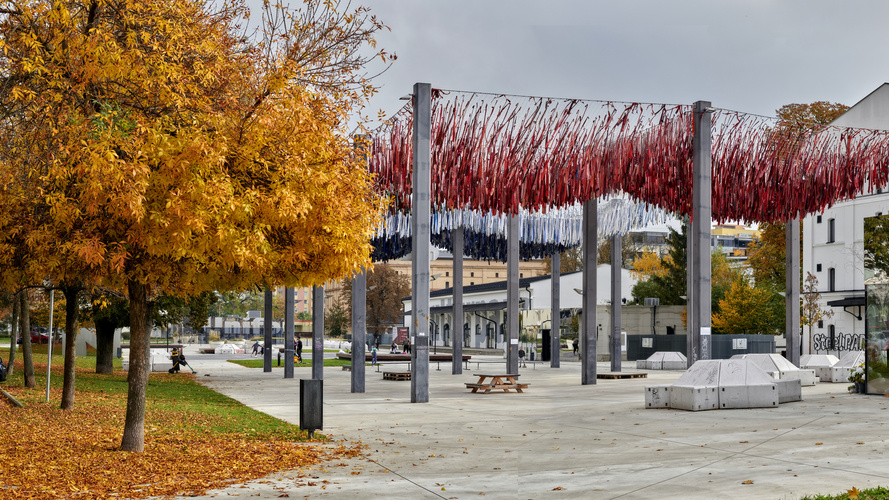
[391,340,398,353]
[251,340,262,357]
[403,338,410,354]
[572,338,579,354]
[372,347,378,366]
[518,347,527,367]
[296,338,303,363]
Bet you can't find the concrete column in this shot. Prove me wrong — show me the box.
[786,219,801,366]
[581,200,598,385]
[551,251,561,369]
[689,100,713,365]
[610,234,622,372]
[351,269,366,393]
[284,287,294,379]
[312,285,324,380]
[263,288,272,373]
[410,82,431,403]
[507,214,520,374]
[452,226,464,374]
[686,217,695,368]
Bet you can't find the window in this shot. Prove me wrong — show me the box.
[520,273,524,278]
[817,215,822,223]
[470,282,475,286]
[445,271,449,276]
[818,320,823,329]
[828,267,836,292]
[828,324,836,350]
[470,272,474,277]
[445,281,450,288]
[827,218,835,243]
[495,272,499,278]
[816,263,822,272]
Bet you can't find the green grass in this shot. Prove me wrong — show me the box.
[800,487,889,499]
[229,358,354,369]
[1,346,312,441]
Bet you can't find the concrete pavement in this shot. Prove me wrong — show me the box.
[175,351,889,500]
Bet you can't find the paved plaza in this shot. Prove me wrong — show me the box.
[177,351,889,499]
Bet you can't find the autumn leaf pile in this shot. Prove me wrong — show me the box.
[0,362,346,499]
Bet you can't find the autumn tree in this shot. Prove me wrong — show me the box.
[0,0,388,452]
[712,276,784,335]
[864,215,889,278]
[543,246,583,274]
[631,222,687,305]
[341,263,410,342]
[802,272,834,352]
[776,101,850,134]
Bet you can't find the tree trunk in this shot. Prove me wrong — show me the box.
[95,316,115,375]
[20,292,36,388]
[61,287,81,409]
[7,293,18,376]
[120,280,149,452]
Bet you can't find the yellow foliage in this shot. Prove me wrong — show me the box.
[629,251,670,280]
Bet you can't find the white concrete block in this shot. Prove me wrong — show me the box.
[675,359,722,386]
[775,378,802,403]
[645,385,671,408]
[829,365,854,383]
[719,384,779,409]
[671,385,718,411]
[636,360,647,369]
[779,369,816,386]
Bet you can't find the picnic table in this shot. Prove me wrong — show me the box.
[465,373,528,393]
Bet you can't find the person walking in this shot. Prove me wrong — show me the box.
[296,338,303,364]
[572,338,579,355]
[371,347,378,366]
[518,347,527,368]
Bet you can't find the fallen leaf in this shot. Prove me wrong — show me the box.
[742,480,753,485]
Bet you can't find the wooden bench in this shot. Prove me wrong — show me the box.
[597,372,647,380]
[382,371,411,381]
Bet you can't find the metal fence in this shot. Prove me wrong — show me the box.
[627,334,776,361]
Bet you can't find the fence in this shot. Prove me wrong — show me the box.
[626,334,776,361]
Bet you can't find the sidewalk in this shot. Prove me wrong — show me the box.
[178,353,889,499]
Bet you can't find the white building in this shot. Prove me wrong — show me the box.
[402,264,645,356]
[802,83,889,356]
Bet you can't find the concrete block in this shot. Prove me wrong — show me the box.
[639,352,687,371]
[828,365,854,383]
[645,385,671,408]
[675,359,721,386]
[719,384,778,409]
[636,359,647,369]
[779,369,816,386]
[671,385,718,411]
[775,378,802,403]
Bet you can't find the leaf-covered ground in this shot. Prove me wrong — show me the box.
[0,353,356,499]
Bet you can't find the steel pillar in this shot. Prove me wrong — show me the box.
[610,234,622,372]
[351,269,366,393]
[786,219,801,366]
[452,226,464,374]
[263,288,272,372]
[284,287,294,379]
[312,284,324,380]
[410,82,431,402]
[551,252,561,369]
[581,200,598,384]
[507,214,520,374]
[689,100,713,365]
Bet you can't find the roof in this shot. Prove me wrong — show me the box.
[428,270,583,299]
[826,296,866,307]
[404,300,523,316]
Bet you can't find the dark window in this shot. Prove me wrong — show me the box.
[445,271,449,277]
[828,324,836,350]
[470,272,474,277]
[470,282,474,286]
[817,215,822,223]
[445,281,449,288]
[828,268,836,292]
[818,320,823,329]
[827,218,835,243]
[520,273,524,278]
[495,272,499,278]
[816,263,822,272]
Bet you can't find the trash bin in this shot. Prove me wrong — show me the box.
[300,379,323,438]
[530,350,536,361]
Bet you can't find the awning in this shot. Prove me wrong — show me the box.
[404,299,522,316]
[827,296,866,307]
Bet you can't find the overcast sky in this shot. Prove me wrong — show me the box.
[334,0,889,129]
